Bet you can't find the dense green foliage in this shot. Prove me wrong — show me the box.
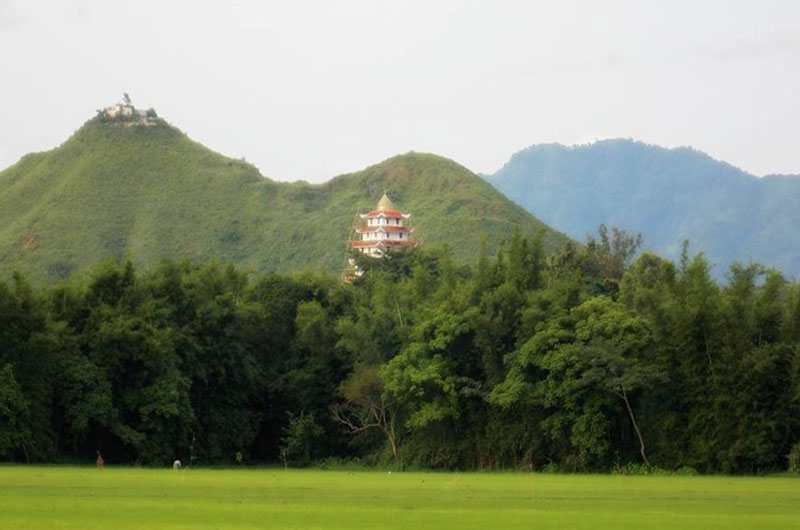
[2,229,799,473]
[487,139,800,278]
[0,117,567,283]
[3,467,799,530]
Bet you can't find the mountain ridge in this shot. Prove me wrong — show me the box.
[0,115,569,283]
[487,138,800,278]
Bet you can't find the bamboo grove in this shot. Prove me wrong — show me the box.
[1,227,799,473]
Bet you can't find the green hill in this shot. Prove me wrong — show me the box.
[0,116,568,283]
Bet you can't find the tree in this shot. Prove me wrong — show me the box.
[496,294,665,469]
[584,225,643,295]
[0,364,32,461]
[2,243,800,473]
[280,411,323,466]
[571,297,666,466]
[506,228,544,291]
[381,343,459,432]
[47,321,115,453]
[331,365,399,461]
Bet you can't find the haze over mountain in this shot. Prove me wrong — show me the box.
[0,112,568,283]
[487,139,800,278]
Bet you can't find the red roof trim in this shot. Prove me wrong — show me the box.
[356,226,410,234]
[349,240,418,249]
[364,210,405,219]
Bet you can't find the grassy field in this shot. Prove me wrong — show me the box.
[1,467,799,529]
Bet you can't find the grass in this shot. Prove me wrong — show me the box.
[0,118,569,283]
[1,467,798,529]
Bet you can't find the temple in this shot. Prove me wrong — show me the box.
[100,94,157,125]
[348,193,418,258]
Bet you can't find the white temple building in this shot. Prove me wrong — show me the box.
[348,193,418,258]
[101,94,155,124]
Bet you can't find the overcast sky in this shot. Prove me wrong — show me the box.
[1,0,798,182]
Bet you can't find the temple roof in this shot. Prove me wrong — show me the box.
[376,192,394,212]
[361,210,408,219]
[356,192,412,219]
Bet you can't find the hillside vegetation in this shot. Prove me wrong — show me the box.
[0,117,568,282]
[487,139,800,278]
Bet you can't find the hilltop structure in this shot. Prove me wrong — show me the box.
[343,192,418,282]
[100,94,157,125]
[349,193,418,257]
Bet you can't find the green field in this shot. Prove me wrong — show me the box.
[1,467,798,529]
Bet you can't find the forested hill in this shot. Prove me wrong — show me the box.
[487,139,800,278]
[0,115,568,283]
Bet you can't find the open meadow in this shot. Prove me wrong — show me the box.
[0,467,798,529]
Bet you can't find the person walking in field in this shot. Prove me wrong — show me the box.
[96,452,104,470]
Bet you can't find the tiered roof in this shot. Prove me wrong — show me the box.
[359,193,410,220]
[348,193,418,258]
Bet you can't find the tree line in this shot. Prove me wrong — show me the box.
[1,227,799,473]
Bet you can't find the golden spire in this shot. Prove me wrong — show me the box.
[376,192,394,212]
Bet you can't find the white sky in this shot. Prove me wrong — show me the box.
[1,0,799,182]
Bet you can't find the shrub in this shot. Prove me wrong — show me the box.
[541,462,562,474]
[611,462,671,475]
[674,466,699,476]
[314,457,372,471]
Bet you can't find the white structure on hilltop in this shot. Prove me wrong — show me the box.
[348,193,418,258]
[102,94,155,124]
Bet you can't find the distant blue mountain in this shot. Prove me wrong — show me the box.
[486,139,800,278]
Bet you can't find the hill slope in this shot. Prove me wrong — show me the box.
[487,139,800,278]
[0,117,568,283]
